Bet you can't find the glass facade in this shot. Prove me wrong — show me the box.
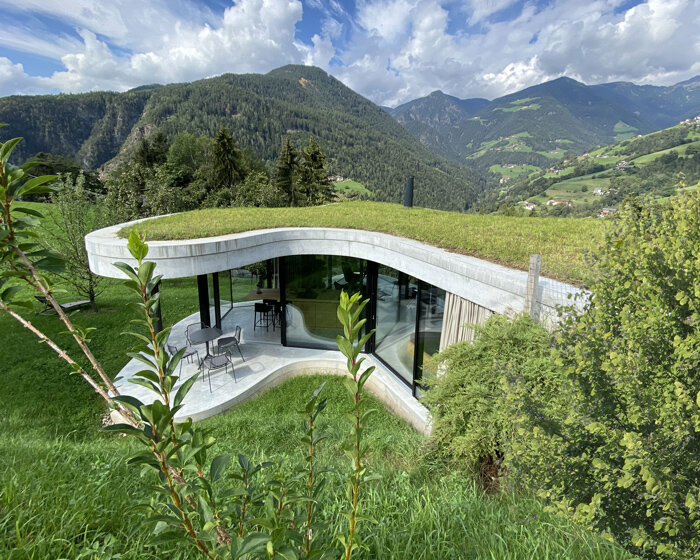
[374,268,418,387]
[414,285,446,397]
[284,255,368,350]
[198,255,446,398]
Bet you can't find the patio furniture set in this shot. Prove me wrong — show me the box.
[167,323,245,392]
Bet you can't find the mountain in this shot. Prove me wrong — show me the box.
[0,65,483,211]
[389,76,700,182]
[388,91,489,162]
[475,116,700,215]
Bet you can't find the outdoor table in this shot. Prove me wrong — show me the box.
[244,288,280,301]
[188,326,223,358]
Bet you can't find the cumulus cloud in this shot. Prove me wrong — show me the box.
[339,0,700,104]
[0,0,698,105]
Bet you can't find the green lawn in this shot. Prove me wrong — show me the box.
[489,164,540,178]
[631,140,700,164]
[125,201,600,284]
[333,179,372,196]
[0,276,635,559]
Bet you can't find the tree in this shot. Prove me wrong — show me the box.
[212,127,244,204]
[167,132,212,178]
[508,192,700,559]
[134,131,169,168]
[299,135,333,205]
[103,161,149,222]
[43,172,109,311]
[274,137,300,206]
[234,171,285,207]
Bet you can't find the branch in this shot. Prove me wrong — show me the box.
[0,302,137,426]
[14,246,122,397]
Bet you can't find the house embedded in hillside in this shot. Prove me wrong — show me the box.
[86,218,580,428]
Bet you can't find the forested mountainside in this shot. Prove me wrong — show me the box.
[0,65,483,211]
[475,117,700,216]
[389,75,700,180]
[0,90,152,169]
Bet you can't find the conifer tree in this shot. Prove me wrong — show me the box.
[300,135,332,205]
[275,137,299,206]
[212,127,244,202]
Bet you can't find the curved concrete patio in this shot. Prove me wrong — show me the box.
[115,302,431,434]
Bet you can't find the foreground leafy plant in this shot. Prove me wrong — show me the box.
[2,132,379,559]
[0,128,136,424]
[335,292,376,559]
[108,233,357,559]
[508,192,700,559]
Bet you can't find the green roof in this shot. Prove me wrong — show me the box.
[123,201,600,284]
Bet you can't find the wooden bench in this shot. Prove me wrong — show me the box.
[36,296,91,314]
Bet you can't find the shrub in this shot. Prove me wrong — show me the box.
[508,192,700,559]
[423,314,553,487]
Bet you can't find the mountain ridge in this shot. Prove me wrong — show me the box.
[389,75,700,181]
[0,65,483,211]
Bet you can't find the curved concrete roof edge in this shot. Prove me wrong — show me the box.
[86,220,582,318]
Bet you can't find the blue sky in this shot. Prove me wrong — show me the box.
[0,0,698,105]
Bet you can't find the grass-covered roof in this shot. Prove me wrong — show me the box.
[123,201,601,284]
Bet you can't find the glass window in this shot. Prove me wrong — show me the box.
[285,255,367,350]
[414,285,446,397]
[374,267,418,387]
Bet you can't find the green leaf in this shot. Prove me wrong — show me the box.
[173,373,199,408]
[102,423,144,437]
[113,262,140,283]
[197,495,214,524]
[210,454,230,482]
[11,206,44,218]
[233,533,271,559]
[0,285,24,302]
[16,175,58,197]
[238,453,251,472]
[127,231,148,261]
[0,137,22,164]
[111,394,144,414]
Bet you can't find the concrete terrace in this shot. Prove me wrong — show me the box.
[115,301,431,434]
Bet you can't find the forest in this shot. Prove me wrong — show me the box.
[0,65,482,212]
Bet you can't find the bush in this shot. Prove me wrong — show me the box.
[508,192,700,559]
[423,314,553,487]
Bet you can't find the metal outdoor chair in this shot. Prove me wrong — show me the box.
[254,302,273,331]
[167,343,200,376]
[199,351,236,392]
[217,325,245,361]
[185,322,202,344]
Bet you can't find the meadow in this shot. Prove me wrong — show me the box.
[0,273,636,558]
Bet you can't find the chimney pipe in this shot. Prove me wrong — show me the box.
[403,176,414,208]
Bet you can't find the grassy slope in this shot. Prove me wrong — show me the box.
[0,203,627,558]
[532,128,700,206]
[126,201,600,284]
[0,281,633,558]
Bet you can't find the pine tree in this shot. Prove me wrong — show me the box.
[212,127,244,203]
[275,137,299,206]
[300,135,332,205]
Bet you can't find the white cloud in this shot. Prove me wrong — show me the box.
[357,0,417,42]
[0,57,54,96]
[463,0,520,25]
[8,0,310,93]
[338,0,700,104]
[0,0,698,105]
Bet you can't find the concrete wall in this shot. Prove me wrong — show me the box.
[86,221,582,321]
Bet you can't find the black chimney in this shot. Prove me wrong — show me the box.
[403,176,414,208]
